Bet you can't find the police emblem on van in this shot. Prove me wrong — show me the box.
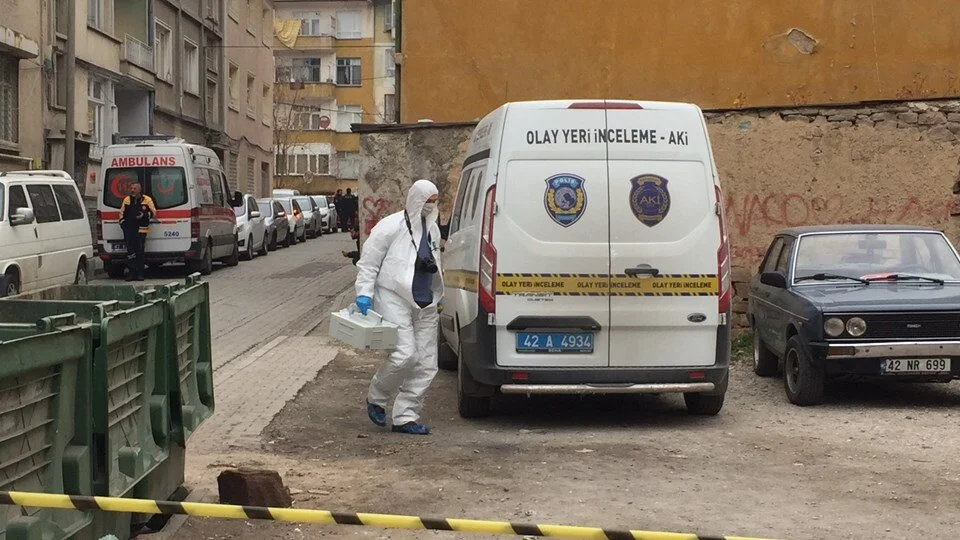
[544,174,587,228]
[629,174,671,227]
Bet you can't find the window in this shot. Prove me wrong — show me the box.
[0,183,4,221]
[154,21,172,82]
[183,40,200,95]
[276,152,330,175]
[209,168,225,206]
[246,73,256,117]
[384,94,396,123]
[449,168,473,234]
[103,168,188,209]
[385,47,395,77]
[228,151,239,191]
[761,238,785,273]
[336,58,361,85]
[0,54,19,145]
[88,0,105,30]
[8,185,27,215]
[279,58,328,83]
[262,85,271,125]
[247,0,257,35]
[206,0,220,22]
[55,0,69,35]
[228,63,240,110]
[384,2,394,31]
[337,105,362,131]
[26,185,61,223]
[775,239,794,275]
[469,171,485,220]
[229,0,240,20]
[206,78,219,125]
[296,110,329,131]
[335,11,362,39]
[247,158,255,192]
[52,53,67,108]
[87,77,106,148]
[52,184,85,221]
[337,151,360,179]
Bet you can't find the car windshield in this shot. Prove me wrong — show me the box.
[257,201,272,215]
[793,232,960,283]
[278,199,292,212]
[295,197,313,211]
[313,196,328,206]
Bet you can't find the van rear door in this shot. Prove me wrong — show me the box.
[494,104,610,368]
[604,104,722,368]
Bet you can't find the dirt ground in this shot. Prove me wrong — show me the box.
[178,342,960,540]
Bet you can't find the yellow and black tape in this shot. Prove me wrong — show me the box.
[0,490,774,540]
[497,274,719,297]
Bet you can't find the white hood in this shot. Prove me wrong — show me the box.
[405,179,439,224]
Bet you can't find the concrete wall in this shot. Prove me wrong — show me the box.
[399,0,960,123]
[358,100,960,327]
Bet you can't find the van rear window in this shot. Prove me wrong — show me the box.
[103,167,188,209]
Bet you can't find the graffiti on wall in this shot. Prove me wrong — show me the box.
[362,196,393,236]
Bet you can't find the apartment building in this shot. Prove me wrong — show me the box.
[273,0,395,194]
[0,0,42,173]
[224,0,275,197]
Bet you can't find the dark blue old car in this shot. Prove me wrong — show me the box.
[748,225,960,405]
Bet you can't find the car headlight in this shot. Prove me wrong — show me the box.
[824,317,845,337]
[846,317,867,337]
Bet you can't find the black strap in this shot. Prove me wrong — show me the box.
[404,212,431,250]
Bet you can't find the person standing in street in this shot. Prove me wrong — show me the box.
[354,180,443,435]
[343,188,358,233]
[333,188,345,231]
[118,181,156,281]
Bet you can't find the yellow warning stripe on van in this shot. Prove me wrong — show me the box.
[495,274,718,297]
[445,270,479,292]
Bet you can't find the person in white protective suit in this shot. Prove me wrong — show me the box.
[354,179,444,435]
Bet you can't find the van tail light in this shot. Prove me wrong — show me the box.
[478,185,497,316]
[95,210,103,239]
[715,185,731,316]
[191,208,201,239]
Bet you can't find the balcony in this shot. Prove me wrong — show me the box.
[123,34,154,72]
[277,81,335,100]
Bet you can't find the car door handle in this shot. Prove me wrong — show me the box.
[624,265,659,278]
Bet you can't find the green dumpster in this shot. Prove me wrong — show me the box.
[0,313,94,540]
[0,291,171,501]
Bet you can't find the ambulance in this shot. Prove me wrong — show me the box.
[439,100,731,418]
[98,136,242,277]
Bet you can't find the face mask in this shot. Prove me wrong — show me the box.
[421,202,437,216]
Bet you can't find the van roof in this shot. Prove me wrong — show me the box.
[0,170,76,182]
[501,99,701,112]
[105,142,213,152]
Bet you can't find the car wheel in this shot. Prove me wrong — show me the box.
[258,234,269,256]
[300,229,307,243]
[684,390,725,416]
[225,240,240,267]
[268,232,277,251]
[783,335,825,406]
[438,330,458,371]
[0,272,19,298]
[286,231,295,247]
[457,338,492,418]
[753,329,779,377]
[106,262,126,279]
[74,259,88,285]
[240,235,254,261]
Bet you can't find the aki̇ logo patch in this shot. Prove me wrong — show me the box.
[544,174,587,228]
[629,174,671,227]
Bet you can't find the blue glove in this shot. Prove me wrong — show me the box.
[356,296,372,316]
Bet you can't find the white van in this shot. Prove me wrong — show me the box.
[98,136,242,277]
[440,100,732,418]
[0,170,94,296]
[272,188,300,198]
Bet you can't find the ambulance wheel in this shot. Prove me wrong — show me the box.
[188,245,213,276]
[106,263,125,280]
[258,234,269,256]
[457,356,491,418]
[224,240,240,267]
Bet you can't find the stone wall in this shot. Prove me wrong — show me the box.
[357,100,960,328]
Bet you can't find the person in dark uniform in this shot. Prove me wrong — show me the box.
[118,182,157,281]
[333,189,345,231]
[343,188,359,233]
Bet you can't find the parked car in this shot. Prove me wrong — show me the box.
[311,195,336,233]
[277,198,306,245]
[0,170,94,297]
[98,135,242,277]
[235,194,268,260]
[748,225,960,406]
[294,196,323,239]
[257,198,289,251]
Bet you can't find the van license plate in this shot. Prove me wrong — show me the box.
[110,242,125,251]
[516,332,594,354]
[881,358,950,374]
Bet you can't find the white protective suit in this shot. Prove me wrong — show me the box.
[355,180,445,425]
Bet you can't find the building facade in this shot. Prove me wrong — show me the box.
[397,0,960,122]
[0,0,42,173]
[272,0,395,194]
[223,0,276,197]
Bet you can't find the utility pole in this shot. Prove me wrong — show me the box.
[65,0,77,190]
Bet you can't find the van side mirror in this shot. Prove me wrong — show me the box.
[10,207,35,226]
[760,271,788,289]
[231,191,243,207]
